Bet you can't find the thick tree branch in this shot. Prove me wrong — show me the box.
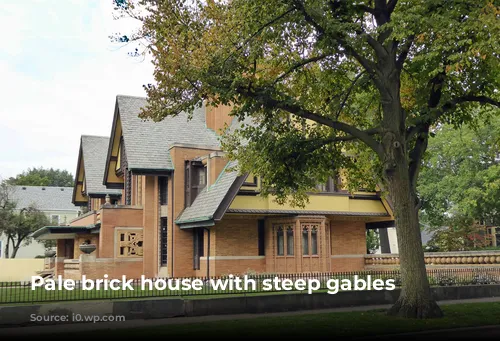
[396,34,415,69]
[336,71,366,119]
[236,87,384,158]
[387,0,399,14]
[223,7,296,64]
[293,0,325,35]
[274,54,330,84]
[408,94,500,140]
[301,126,382,145]
[295,0,382,89]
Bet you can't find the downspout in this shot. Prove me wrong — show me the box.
[204,227,210,279]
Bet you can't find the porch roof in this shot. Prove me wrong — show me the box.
[32,224,99,240]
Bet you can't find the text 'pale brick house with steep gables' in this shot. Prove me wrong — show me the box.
[33,95,395,280]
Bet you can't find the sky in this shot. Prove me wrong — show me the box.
[0,0,154,180]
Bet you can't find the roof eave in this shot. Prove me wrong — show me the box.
[103,98,120,187]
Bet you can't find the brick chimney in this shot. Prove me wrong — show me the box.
[203,151,228,187]
[205,103,234,135]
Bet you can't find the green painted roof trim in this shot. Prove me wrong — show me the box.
[178,220,215,229]
[175,215,213,225]
[32,225,95,239]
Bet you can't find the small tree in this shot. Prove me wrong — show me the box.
[425,217,492,252]
[366,229,380,254]
[0,182,50,258]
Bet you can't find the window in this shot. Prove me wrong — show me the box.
[302,226,309,255]
[316,173,343,193]
[185,161,207,207]
[193,228,204,270]
[125,170,132,205]
[160,218,168,266]
[302,224,320,256]
[276,226,284,256]
[258,220,265,256]
[311,227,318,255]
[159,176,168,205]
[286,227,294,255]
[118,231,143,257]
[276,224,294,256]
[51,215,60,225]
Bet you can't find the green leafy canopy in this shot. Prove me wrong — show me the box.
[418,116,500,229]
[114,0,499,207]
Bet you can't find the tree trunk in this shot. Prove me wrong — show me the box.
[4,236,10,259]
[10,244,20,259]
[10,237,24,259]
[385,156,443,318]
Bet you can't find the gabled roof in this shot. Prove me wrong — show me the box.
[175,161,246,227]
[81,135,122,196]
[107,95,221,173]
[10,186,80,212]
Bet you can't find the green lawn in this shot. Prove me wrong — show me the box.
[54,302,500,337]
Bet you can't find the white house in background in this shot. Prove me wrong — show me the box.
[0,186,81,258]
[373,226,399,254]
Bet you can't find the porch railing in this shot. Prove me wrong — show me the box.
[365,251,500,267]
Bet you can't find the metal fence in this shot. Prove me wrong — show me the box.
[1,267,500,305]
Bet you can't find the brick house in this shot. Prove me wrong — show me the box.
[34,95,395,279]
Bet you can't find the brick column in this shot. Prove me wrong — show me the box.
[142,176,158,278]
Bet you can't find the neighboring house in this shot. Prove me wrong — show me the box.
[375,226,399,254]
[34,95,395,279]
[0,186,81,258]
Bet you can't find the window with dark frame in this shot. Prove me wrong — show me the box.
[286,226,294,255]
[311,227,318,255]
[276,225,295,256]
[193,227,204,270]
[302,225,319,256]
[258,220,265,256]
[185,160,207,207]
[159,176,168,205]
[276,226,284,256]
[302,226,309,255]
[160,217,168,266]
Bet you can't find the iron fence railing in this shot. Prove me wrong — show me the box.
[1,267,500,304]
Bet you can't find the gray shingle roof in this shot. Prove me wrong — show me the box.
[175,161,240,224]
[117,95,221,170]
[10,186,81,212]
[81,135,122,196]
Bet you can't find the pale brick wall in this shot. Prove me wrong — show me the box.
[330,220,366,272]
[80,259,143,280]
[99,207,143,258]
[214,218,260,256]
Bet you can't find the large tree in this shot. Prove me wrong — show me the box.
[8,167,74,187]
[113,0,500,317]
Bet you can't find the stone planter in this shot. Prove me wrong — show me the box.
[79,243,96,254]
[44,250,56,257]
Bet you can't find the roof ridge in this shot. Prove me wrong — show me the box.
[13,185,74,188]
[81,134,109,139]
[116,94,147,100]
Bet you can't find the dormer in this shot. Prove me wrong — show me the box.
[72,135,122,208]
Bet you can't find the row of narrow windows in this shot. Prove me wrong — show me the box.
[276,225,318,256]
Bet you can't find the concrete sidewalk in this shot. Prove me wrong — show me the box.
[1,296,500,336]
